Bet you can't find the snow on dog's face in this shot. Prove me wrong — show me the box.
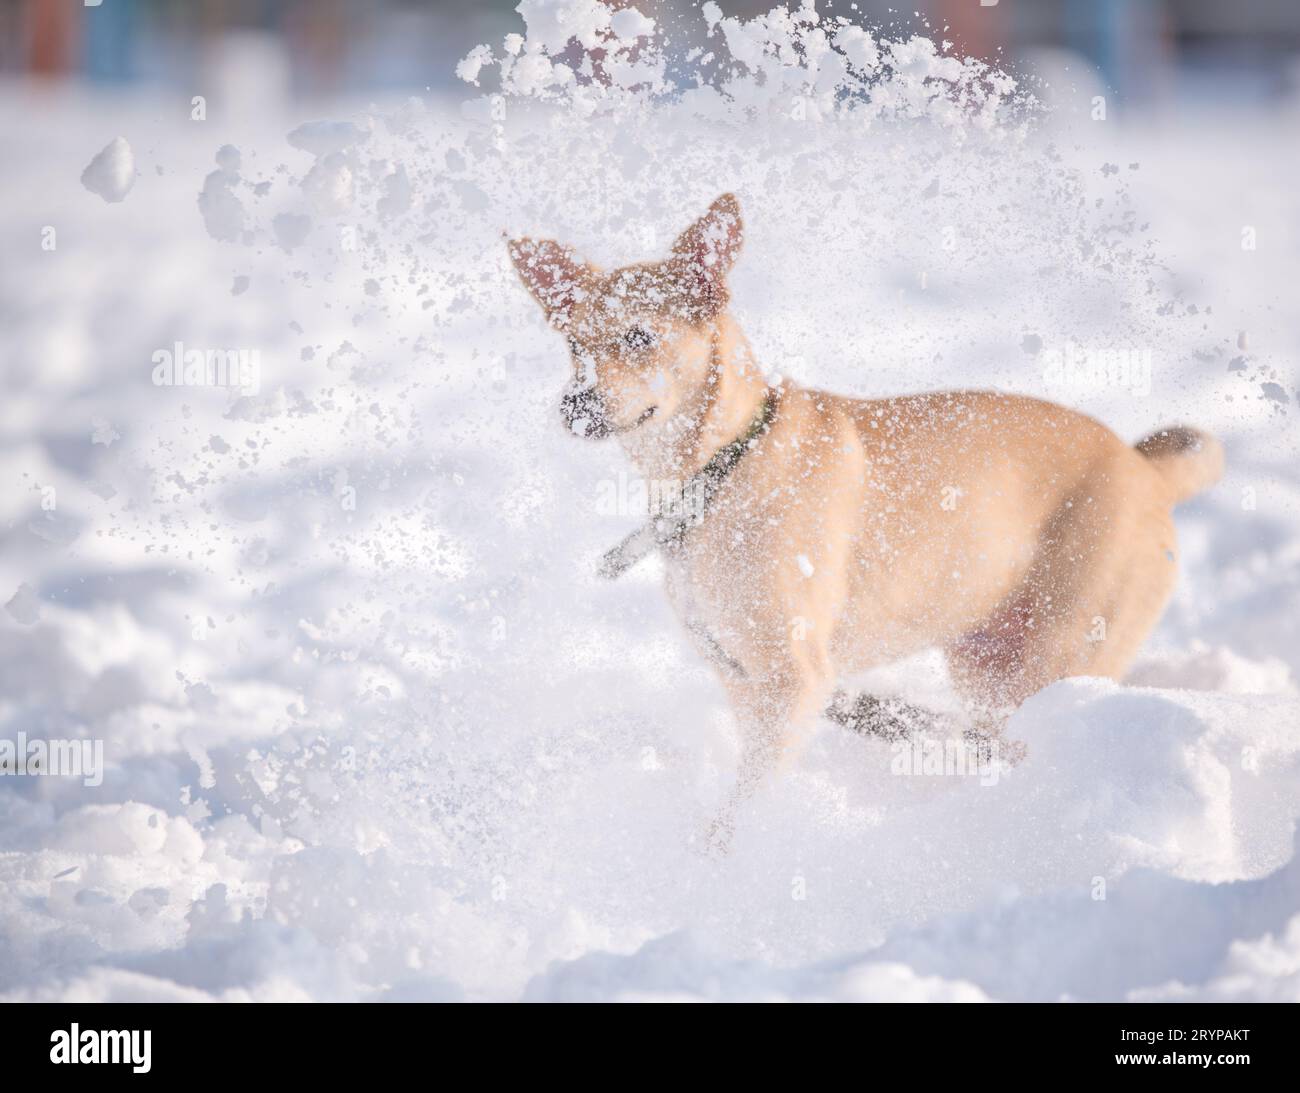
[509,194,743,439]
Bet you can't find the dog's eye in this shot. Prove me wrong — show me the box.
[622,327,655,352]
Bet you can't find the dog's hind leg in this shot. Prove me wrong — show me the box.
[945,464,1179,722]
[823,690,1016,764]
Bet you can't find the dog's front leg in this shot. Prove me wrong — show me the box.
[704,661,833,855]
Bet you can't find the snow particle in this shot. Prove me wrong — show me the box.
[80,137,135,203]
[4,582,40,625]
[273,212,313,252]
[91,416,120,446]
[610,8,655,41]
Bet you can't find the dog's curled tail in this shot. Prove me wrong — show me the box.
[1135,426,1224,504]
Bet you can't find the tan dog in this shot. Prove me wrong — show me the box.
[509,194,1222,843]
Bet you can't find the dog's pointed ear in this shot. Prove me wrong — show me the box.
[507,237,592,328]
[670,193,743,319]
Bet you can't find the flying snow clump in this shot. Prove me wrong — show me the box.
[80,136,135,203]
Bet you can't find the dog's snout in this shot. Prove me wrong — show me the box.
[560,385,610,438]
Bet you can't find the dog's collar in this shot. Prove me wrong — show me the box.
[598,390,776,579]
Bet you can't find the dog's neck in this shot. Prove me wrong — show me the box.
[619,313,772,482]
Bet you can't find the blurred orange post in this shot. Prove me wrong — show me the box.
[26,0,77,77]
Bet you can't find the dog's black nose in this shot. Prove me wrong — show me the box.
[560,385,610,438]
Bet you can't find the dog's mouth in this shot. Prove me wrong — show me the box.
[613,404,657,434]
[562,394,656,440]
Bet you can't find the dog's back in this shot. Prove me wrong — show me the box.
[691,381,1218,695]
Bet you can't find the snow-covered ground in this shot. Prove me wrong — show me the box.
[1,4,1298,1001]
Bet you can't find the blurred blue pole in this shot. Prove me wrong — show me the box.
[83,0,137,83]
[1065,0,1124,97]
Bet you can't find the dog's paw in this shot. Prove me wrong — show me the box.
[826,690,950,742]
[962,722,1028,767]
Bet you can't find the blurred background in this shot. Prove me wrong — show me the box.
[2,0,1299,107]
